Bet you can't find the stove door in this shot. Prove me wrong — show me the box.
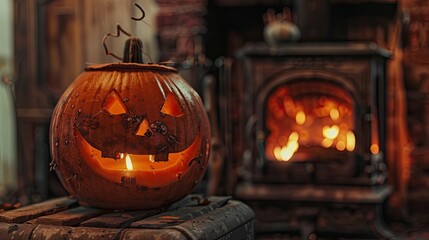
[258,79,361,183]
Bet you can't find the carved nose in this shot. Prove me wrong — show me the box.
[135,119,170,137]
[135,119,151,137]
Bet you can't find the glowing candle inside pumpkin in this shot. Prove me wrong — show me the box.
[125,154,134,170]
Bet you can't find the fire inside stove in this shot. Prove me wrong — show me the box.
[264,81,357,162]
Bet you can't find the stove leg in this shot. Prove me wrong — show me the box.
[367,204,397,239]
[299,219,316,240]
[298,207,319,240]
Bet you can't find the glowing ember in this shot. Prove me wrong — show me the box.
[273,132,300,161]
[125,154,134,170]
[295,111,306,125]
[321,138,334,148]
[289,131,299,142]
[322,125,340,140]
[280,144,297,161]
[370,144,379,154]
[346,131,356,151]
[330,108,340,120]
[336,141,346,151]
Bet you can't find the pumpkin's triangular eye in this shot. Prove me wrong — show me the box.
[103,90,128,115]
[161,93,183,117]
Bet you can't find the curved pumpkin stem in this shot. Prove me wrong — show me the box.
[103,24,132,61]
[131,3,145,21]
[124,38,144,63]
[103,3,154,63]
[131,2,152,29]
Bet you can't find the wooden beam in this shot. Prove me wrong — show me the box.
[0,197,78,223]
[36,206,110,226]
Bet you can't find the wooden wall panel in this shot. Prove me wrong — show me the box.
[401,0,429,222]
[44,0,84,97]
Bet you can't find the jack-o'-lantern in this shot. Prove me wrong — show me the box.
[50,36,210,210]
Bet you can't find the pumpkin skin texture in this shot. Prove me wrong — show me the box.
[50,63,210,210]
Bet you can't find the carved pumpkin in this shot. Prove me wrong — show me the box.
[50,38,210,210]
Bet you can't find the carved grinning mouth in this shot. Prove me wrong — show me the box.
[70,88,204,187]
[75,130,202,187]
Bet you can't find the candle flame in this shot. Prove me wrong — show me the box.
[125,154,134,170]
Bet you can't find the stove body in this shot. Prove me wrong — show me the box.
[233,42,394,239]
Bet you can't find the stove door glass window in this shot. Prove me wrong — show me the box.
[264,80,355,162]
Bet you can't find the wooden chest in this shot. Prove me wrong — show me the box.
[0,195,254,240]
